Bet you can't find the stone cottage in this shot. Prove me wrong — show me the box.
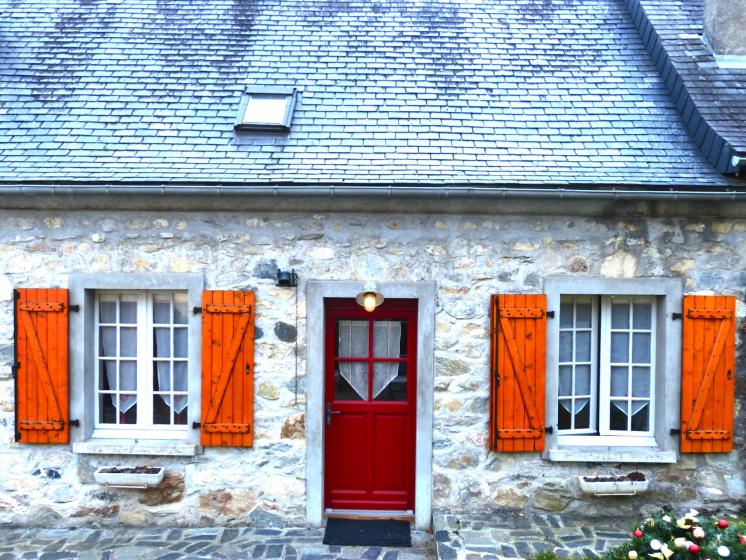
[0,0,744,531]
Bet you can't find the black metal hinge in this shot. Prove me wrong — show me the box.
[15,432,21,442]
[545,426,554,434]
[546,310,555,319]
[11,363,20,379]
[670,428,681,435]
[672,312,682,320]
[68,304,80,312]
[193,306,202,315]
[69,419,80,427]
[192,421,201,429]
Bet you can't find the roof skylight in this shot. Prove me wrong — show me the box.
[235,87,297,131]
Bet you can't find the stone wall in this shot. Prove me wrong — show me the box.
[0,209,744,527]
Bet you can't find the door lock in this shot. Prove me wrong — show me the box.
[326,402,341,426]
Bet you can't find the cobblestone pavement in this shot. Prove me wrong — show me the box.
[433,512,635,560]
[0,526,435,560]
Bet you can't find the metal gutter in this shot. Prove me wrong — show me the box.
[0,182,745,201]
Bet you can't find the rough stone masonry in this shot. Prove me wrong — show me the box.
[0,209,744,527]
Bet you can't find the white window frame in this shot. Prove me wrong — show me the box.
[68,273,204,456]
[93,290,189,440]
[544,277,682,463]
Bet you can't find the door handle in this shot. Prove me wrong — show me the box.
[326,403,341,426]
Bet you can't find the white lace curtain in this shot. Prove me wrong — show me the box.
[338,320,401,399]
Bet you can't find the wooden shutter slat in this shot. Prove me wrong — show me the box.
[15,288,69,444]
[489,294,547,452]
[680,295,735,453]
[201,290,255,447]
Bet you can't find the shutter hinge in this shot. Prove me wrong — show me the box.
[68,304,80,312]
[672,312,682,320]
[246,364,252,374]
[15,432,21,442]
[193,306,202,315]
[14,290,20,300]
[192,421,201,429]
[494,371,500,386]
[546,310,555,319]
[670,428,681,436]
[69,419,80,427]
[11,362,20,379]
[545,426,554,434]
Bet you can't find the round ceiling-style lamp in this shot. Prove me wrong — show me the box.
[355,282,384,312]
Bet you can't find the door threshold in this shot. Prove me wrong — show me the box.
[325,508,414,521]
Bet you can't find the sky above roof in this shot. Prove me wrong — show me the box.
[0,0,738,186]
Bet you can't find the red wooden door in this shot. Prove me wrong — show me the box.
[324,298,417,512]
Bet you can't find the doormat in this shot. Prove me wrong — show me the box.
[323,517,411,547]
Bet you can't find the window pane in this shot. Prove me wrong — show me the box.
[575,302,592,328]
[631,402,649,431]
[633,302,652,329]
[99,299,117,323]
[575,331,591,361]
[632,333,651,363]
[100,393,116,424]
[120,327,137,357]
[559,332,573,362]
[173,293,188,325]
[559,301,573,328]
[173,398,187,424]
[610,366,628,396]
[574,398,590,429]
[609,400,628,430]
[558,365,572,396]
[373,321,404,358]
[575,365,590,395]
[99,327,117,357]
[174,328,187,358]
[558,400,572,430]
[154,395,171,425]
[173,362,188,392]
[99,360,116,391]
[119,297,137,324]
[154,361,170,391]
[373,363,406,401]
[244,95,288,124]
[119,396,137,423]
[120,361,137,391]
[610,333,629,363]
[153,296,171,324]
[611,302,629,329]
[632,367,651,397]
[154,328,171,357]
[337,321,369,358]
[334,366,365,401]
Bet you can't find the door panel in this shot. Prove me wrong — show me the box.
[324,299,417,512]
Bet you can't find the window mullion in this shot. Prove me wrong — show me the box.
[598,296,611,436]
[137,292,152,427]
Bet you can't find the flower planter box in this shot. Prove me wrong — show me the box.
[578,475,649,496]
[94,466,165,489]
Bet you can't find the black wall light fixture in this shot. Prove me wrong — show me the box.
[276,269,298,288]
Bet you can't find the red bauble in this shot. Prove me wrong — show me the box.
[688,544,700,554]
[633,529,644,538]
[718,520,729,529]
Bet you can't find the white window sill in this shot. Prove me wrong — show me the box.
[544,446,676,463]
[72,439,202,457]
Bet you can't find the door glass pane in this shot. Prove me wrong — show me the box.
[610,333,629,363]
[632,367,650,397]
[373,362,407,401]
[632,333,651,363]
[609,400,628,430]
[559,332,573,362]
[611,302,629,329]
[610,366,628,396]
[336,321,369,358]
[575,331,591,361]
[575,364,590,395]
[558,365,572,396]
[334,364,366,401]
[633,302,652,329]
[575,302,592,328]
[574,398,590,429]
[373,321,405,358]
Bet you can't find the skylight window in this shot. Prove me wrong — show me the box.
[235,87,298,131]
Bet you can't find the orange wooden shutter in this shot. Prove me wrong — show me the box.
[14,288,70,444]
[680,295,736,453]
[489,294,547,452]
[200,290,255,447]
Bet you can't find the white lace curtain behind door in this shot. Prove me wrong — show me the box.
[338,320,401,400]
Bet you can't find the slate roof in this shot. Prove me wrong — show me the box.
[0,0,741,187]
[625,0,746,175]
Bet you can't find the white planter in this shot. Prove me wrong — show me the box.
[94,466,165,489]
[578,476,649,496]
